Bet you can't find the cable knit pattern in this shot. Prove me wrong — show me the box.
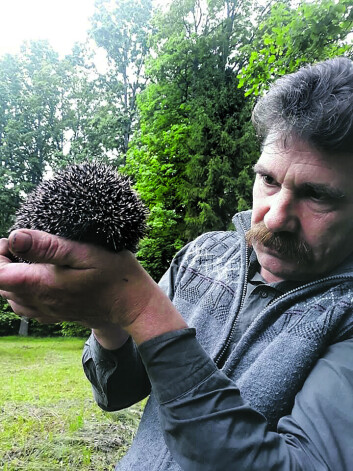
[117,210,353,470]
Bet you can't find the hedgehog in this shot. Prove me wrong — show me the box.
[10,162,148,253]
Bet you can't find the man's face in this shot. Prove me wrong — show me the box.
[249,137,353,283]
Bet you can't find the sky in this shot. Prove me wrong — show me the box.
[0,0,96,58]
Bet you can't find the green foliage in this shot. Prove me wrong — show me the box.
[126,0,260,278]
[137,204,186,280]
[127,121,189,278]
[0,298,21,336]
[0,297,63,337]
[61,322,91,338]
[237,0,353,96]
[0,17,153,236]
[60,43,130,166]
[0,311,21,336]
[0,41,66,235]
[26,320,62,337]
[89,0,153,160]
[0,295,89,337]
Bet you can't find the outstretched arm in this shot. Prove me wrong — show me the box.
[0,229,187,343]
[0,229,187,411]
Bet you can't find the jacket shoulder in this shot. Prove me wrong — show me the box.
[176,230,241,265]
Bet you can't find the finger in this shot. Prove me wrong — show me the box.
[8,229,98,268]
[7,300,41,319]
[0,238,9,255]
[8,300,55,324]
[0,290,37,309]
[0,258,50,291]
[0,238,17,269]
[0,238,14,263]
[0,290,14,300]
[0,289,9,298]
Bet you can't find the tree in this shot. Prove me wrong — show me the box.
[127,0,260,279]
[59,43,126,166]
[237,0,353,96]
[0,41,70,237]
[0,41,74,335]
[89,0,153,162]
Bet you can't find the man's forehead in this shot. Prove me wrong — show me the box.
[259,137,352,172]
[257,138,353,197]
[260,136,323,159]
[257,145,329,174]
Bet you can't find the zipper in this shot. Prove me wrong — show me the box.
[264,273,353,308]
[214,215,353,368]
[215,216,250,367]
[215,271,353,368]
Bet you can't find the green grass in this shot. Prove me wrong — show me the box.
[0,336,144,470]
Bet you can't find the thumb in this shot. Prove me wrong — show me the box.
[8,229,88,267]
[9,230,32,254]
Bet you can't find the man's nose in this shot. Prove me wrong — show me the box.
[263,190,299,233]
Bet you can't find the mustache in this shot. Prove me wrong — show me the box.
[246,222,313,264]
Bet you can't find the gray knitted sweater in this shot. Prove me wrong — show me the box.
[83,211,353,470]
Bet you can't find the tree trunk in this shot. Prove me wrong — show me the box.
[18,317,29,336]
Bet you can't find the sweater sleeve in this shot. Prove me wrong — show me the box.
[82,333,151,411]
[138,329,353,471]
[81,244,191,412]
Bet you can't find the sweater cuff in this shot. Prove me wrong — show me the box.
[138,328,217,404]
[84,332,134,368]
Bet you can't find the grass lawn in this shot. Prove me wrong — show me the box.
[0,336,144,470]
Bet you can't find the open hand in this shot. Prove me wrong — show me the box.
[0,229,153,330]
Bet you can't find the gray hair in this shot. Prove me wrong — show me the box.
[252,57,353,154]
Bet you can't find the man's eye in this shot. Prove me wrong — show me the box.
[309,193,329,202]
[305,189,331,203]
[261,174,277,186]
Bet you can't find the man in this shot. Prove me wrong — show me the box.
[0,57,353,470]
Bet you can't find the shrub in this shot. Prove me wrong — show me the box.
[0,310,21,336]
[60,322,91,338]
[0,297,90,338]
[28,320,62,337]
